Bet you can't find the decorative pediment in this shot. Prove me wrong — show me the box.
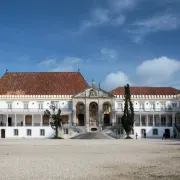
[73,86,114,98]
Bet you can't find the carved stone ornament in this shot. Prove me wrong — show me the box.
[89,89,97,97]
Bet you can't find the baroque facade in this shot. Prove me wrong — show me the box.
[0,72,180,139]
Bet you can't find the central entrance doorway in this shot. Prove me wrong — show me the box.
[76,102,85,126]
[165,129,170,138]
[89,102,98,127]
[1,129,5,138]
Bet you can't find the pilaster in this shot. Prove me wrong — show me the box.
[140,114,142,126]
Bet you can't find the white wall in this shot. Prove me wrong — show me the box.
[134,127,173,138]
[0,127,55,139]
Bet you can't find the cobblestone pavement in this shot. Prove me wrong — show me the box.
[0,139,180,180]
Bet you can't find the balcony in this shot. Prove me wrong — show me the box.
[0,108,72,113]
[134,123,173,127]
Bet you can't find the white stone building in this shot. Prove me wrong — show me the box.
[0,72,180,139]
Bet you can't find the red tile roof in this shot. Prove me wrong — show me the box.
[0,72,89,95]
[110,86,180,95]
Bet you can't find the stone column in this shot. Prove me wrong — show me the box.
[153,114,155,126]
[166,113,168,126]
[32,114,34,126]
[86,103,89,128]
[159,114,161,126]
[140,114,142,126]
[68,114,71,125]
[111,104,116,125]
[40,114,43,126]
[98,102,102,126]
[73,104,76,126]
[172,113,175,125]
[6,114,8,126]
[146,114,148,126]
[15,114,17,126]
[23,115,25,126]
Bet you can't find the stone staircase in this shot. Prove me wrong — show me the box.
[101,124,125,139]
[174,124,180,139]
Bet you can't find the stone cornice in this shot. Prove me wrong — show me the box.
[0,95,72,100]
[114,95,179,100]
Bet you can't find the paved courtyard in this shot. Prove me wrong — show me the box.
[0,138,180,180]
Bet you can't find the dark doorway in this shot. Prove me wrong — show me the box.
[141,129,146,136]
[103,114,110,125]
[91,128,97,131]
[1,129,5,138]
[165,129,170,138]
[78,114,84,126]
[8,117,12,126]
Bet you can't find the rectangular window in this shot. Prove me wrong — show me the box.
[14,129,18,136]
[24,102,29,109]
[63,129,68,134]
[27,129,31,136]
[149,116,153,125]
[153,129,158,135]
[40,129,45,136]
[172,103,177,108]
[161,117,166,125]
[7,103,12,109]
[141,116,146,125]
[117,103,122,109]
[38,102,43,109]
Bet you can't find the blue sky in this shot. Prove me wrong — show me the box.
[0,0,180,91]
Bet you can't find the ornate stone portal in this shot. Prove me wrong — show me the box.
[72,79,115,131]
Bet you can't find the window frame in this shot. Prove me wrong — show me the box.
[40,129,45,136]
[14,129,18,136]
[27,129,32,136]
[152,129,158,135]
